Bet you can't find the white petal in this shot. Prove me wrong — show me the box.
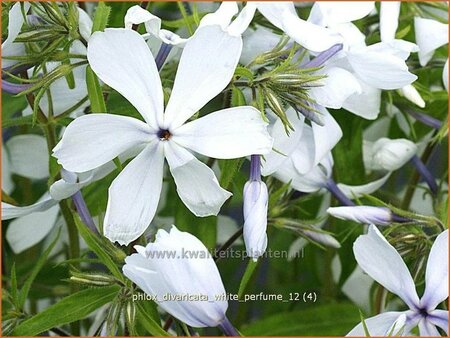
[6,135,49,180]
[50,163,116,201]
[78,7,93,41]
[163,25,242,129]
[53,114,154,173]
[343,81,381,119]
[6,204,59,254]
[353,225,420,309]
[228,3,257,36]
[289,126,316,175]
[2,196,58,220]
[172,106,273,159]
[309,67,362,109]
[199,2,238,31]
[243,181,268,260]
[415,17,448,66]
[346,312,406,336]
[399,84,425,108]
[418,318,441,336]
[274,153,331,193]
[315,2,374,26]
[428,310,449,335]
[380,2,401,42]
[87,28,164,128]
[104,142,165,245]
[443,59,448,92]
[124,5,157,29]
[311,109,342,166]
[257,3,343,52]
[2,145,14,194]
[421,230,448,311]
[348,50,417,89]
[165,142,232,216]
[261,108,305,176]
[338,173,390,199]
[366,40,419,60]
[2,2,31,68]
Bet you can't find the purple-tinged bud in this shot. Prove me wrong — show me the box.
[327,206,393,225]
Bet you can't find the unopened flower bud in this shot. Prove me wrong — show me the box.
[243,180,269,261]
[123,226,229,328]
[398,84,425,108]
[327,206,393,225]
[369,138,417,171]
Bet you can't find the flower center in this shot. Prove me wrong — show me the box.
[158,129,171,141]
[418,307,429,318]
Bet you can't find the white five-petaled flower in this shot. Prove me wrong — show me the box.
[123,225,228,328]
[53,25,273,245]
[347,225,448,336]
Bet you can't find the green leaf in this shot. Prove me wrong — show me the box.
[135,301,169,336]
[13,285,120,336]
[218,158,245,190]
[91,2,111,33]
[18,229,61,308]
[242,303,361,335]
[86,66,107,113]
[238,259,259,299]
[73,215,125,282]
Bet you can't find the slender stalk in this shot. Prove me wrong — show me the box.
[402,140,437,209]
[72,191,99,235]
[155,43,172,71]
[410,155,438,195]
[325,178,356,206]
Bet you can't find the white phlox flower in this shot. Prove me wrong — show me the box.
[53,25,273,245]
[348,226,448,336]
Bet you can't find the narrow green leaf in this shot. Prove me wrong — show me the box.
[13,285,120,336]
[73,216,125,282]
[91,2,110,33]
[18,229,61,308]
[238,259,259,299]
[86,66,107,113]
[135,301,169,336]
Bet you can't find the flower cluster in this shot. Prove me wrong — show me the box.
[1,1,448,337]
